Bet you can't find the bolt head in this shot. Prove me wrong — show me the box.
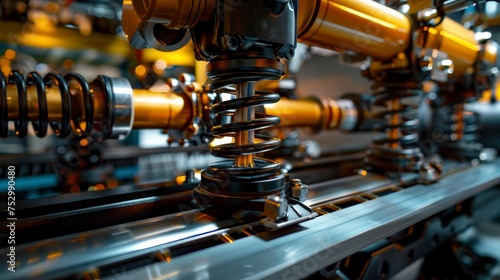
[289,179,308,202]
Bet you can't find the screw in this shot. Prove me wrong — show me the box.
[224,36,239,51]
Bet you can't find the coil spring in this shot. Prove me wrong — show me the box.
[439,94,482,159]
[194,53,287,208]
[205,53,284,170]
[210,87,281,159]
[0,70,112,138]
[442,102,479,143]
[366,78,423,172]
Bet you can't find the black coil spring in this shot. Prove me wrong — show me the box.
[441,98,479,144]
[0,70,104,138]
[209,87,281,159]
[372,79,421,146]
[438,93,482,159]
[205,53,285,164]
[195,53,287,206]
[367,78,423,171]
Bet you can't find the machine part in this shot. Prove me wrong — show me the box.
[190,0,297,61]
[1,70,133,140]
[123,0,194,51]
[419,17,481,79]
[297,0,411,61]
[102,77,134,140]
[437,95,484,160]
[131,0,213,29]
[366,77,424,173]
[131,88,194,131]
[1,69,380,139]
[468,102,500,151]
[122,0,149,49]
[170,0,308,219]
[288,178,308,202]
[193,50,289,210]
[417,0,487,23]
[262,96,359,132]
[435,37,499,160]
[297,0,488,79]
[340,202,472,279]
[1,70,197,137]
[264,195,288,221]
[98,159,500,280]
[4,156,497,279]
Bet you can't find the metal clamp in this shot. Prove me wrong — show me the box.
[109,78,134,140]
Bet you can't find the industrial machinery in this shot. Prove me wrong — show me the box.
[1,0,500,279]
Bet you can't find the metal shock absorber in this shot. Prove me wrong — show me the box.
[365,76,424,173]
[0,70,133,139]
[435,35,500,161]
[193,50,316,228]
[193,49,287,210]
[127,0,315,225]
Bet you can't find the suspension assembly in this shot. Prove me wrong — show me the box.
[188,1,304,215]
[436,88,482,160]
[434,38,499,161]
[366,76,424,173]
[124,0,316,224]
[194,50,287,210]
[0,69,134,139]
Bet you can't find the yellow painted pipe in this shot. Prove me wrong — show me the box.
[298,0,411,61]
[5,83,343,133]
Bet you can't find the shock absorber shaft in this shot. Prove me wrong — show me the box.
[388,98,402,150]
[235,82,255,167]
[6,84,65,121]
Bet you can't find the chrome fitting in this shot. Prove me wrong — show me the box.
[336,99,358,131]
[264,195,288,222]
[289,178,309,202]
[109,78,134,140]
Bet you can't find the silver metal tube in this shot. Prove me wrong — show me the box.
[109,78,134,140]
[443,0,486,14]
[420,0,486,22]
[234,82,255,167]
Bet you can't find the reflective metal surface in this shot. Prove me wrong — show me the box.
[420,17,480,78]
[109,78,134,139]
[298,0,411,61]
[117,160,500,280]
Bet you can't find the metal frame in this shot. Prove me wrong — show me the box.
[119,160,500,280]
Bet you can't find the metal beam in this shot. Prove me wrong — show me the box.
[118,160,500,280]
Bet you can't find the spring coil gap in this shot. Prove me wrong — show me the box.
[0,70,97,138]
[367,78,424,172]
